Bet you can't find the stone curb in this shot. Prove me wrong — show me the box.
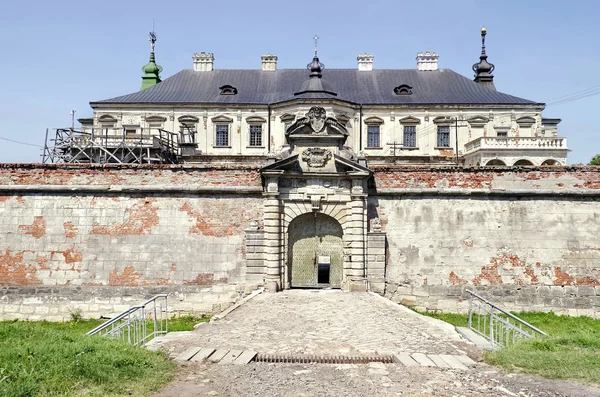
[208,287,264,324]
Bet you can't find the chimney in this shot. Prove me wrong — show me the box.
[193,52,214,72]
[416,51,439,71]
[261,54,277,71]
[357,53,374,71]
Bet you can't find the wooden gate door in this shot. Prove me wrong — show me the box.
[288,213,343,288]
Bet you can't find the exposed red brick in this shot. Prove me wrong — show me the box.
[554,267,575,286]
[63,222,78,239]
[473,254,526,286]
[18,216,46,239]
[449,271,468,285]
[109,266,144,286]
[179,200,261,237]
[0,196,9,203]
[524,268,539,284]
[62,248,83,264]
[0,249,42,286]
[91,199,159,237]
[183,273,227,286]
[575,276,600,286]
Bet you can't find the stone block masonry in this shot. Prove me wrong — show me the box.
[0,164,263,320]
[369,165,600,316]
[2,164,600,319]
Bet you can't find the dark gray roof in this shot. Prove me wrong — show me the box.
[92,68,540,106]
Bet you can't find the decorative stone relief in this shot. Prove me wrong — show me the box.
[372,217,382,232]
[302,148,332,168]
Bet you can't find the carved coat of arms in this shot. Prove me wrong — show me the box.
[302,148,332,168]
[307,106,327,133]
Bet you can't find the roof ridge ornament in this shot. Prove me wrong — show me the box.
[472,27,496,89]
[307,34,324,78]
[141,30,163,91]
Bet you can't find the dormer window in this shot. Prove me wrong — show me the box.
[219,85,238,95]
[394,84,413,95]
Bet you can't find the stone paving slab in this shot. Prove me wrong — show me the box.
[219,349,244,365]
[189,348,215,363]
[208,349,229,363]
[411,353,437,367]
[174,346,202,362]
[168,290,467,357]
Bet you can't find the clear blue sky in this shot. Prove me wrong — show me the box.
[0,0,598,164]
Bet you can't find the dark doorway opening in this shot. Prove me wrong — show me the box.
[318,263,330,284]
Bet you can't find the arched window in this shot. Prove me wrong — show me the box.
[513,159,534,166]
[485,159,506,166]
[394,84,413,95]
[541,159,560,166]
[219,85,238,95]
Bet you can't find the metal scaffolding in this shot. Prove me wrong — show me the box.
[41,127,193,164]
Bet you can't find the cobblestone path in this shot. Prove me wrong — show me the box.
[168,290,468,357]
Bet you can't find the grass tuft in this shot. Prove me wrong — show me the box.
[0,314,215,397]
[416,310,600,384]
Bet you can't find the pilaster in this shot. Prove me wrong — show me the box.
[366,231,386,293]
[263,175,282,292]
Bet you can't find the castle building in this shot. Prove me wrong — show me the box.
[27,30,583,302]
[70,29,567,168]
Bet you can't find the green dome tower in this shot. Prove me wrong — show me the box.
[141,31,162,91]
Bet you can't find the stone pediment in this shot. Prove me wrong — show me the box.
[285,106,348,140]
[261,153,371,176]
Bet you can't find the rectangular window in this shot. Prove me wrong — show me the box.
[215,125,229,147]
[437,125,450,147]
[403,125,416,148]
[497,131,508,137]
[249,125,262,147]
[125,129,136,141]
[367,125,380,148]
[180,123,197,144]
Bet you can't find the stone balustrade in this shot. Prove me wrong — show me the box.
[464,136,568,153]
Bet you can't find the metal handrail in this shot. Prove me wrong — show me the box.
[86,294,168,346]
[466,289,546,349]
[466,290,547,336]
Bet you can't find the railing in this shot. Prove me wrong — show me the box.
[466,289,546,349]
[42,127,182,164]
[464,136,568,153]
[86,294,168,346]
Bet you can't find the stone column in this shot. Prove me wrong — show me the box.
[344,180,368,292]
[366,226,386,294]
[244,220,265,285]
[263,176,281,292]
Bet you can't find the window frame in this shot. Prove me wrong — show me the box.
[215,124,230,147]
[248,124,263,147]
[367,125,381,148]
[364,116,384,149]
[436,125,451,148]
[403,125,417,148]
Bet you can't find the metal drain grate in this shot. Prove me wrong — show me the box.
[252,354,395,364]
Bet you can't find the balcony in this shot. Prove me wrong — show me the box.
[464,136,568,154]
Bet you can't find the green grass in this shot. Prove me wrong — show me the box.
[0,315,209,397]
[418,310,600,384]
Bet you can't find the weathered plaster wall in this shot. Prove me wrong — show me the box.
[370,166,600,316]
[2,164,600,320]
[0,164,263,320]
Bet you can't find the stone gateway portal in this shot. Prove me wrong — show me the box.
[288,213,343,288]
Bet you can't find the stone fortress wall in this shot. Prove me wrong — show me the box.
[370,166,600,316]
[0,164,599,320]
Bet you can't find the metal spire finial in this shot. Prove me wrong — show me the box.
[148,29,158,52]
[313,34,319,56]
[480,27,487,56]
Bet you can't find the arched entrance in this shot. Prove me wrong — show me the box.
[288,213,343,288]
